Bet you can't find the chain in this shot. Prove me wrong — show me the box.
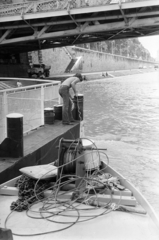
[10,174,50,212]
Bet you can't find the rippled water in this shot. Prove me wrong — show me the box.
[78,71,159,216]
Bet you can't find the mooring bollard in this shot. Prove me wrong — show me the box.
[6,113,24,158]
[54,104,63,120]
[73,94,84,121]
[44,108,55,124]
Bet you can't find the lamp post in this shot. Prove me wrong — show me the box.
[127,39,130,57]
[120,44,123,56]
[111,40,115,54]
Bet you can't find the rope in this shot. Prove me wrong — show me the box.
[76,95,82,121]
[6,137,126,237]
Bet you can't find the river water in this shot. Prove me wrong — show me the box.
[77,71,159,216]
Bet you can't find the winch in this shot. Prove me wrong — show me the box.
[56,138,106,190]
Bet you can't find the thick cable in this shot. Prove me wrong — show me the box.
[4,137,124,237]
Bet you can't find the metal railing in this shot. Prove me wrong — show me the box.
[0,0,138,17]
[0,0,68,17]
[0,79,61,143]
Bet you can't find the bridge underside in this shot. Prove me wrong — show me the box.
[0,0,159,54]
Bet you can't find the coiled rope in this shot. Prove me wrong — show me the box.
[5,138,125,237]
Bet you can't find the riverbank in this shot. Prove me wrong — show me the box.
[49,67,156,81]
[84,67,156,80]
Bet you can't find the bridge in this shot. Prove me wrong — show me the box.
[0,0,159,54]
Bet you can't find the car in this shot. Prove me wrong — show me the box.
[154,64,158,69]
[28,64,51,78]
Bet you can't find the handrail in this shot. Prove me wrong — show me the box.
[0,77,53,82]
[0,78,61,143]
[0,78,60,93]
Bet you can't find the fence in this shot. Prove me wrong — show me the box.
[0,79,60,143]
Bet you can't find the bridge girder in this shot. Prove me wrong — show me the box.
[0,0,159,54]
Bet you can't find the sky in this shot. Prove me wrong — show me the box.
[139,36,159,59]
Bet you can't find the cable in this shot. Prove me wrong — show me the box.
[76,95,82,122]
[5,137,125,237]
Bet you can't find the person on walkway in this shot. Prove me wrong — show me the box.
[59,73,83,125]
[17,81,22,87]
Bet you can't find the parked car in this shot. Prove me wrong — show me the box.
[28,64,51,78]
[154,64,158,69]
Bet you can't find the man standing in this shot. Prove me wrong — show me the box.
[59,73,83,125]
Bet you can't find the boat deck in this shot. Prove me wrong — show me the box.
[0,121,80,184]
[0,156,159,239]
[1,194,159,240]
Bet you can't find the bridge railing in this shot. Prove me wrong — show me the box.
[0,0,137,17]
[0,79,61,144]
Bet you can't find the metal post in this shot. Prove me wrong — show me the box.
[3,91,8,139]
[41,85,44,125]
[112,41,114,54]
[58,82,63,104]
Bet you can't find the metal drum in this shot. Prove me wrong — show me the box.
[54,104,63,120]
[82,139,100,171]
[63,150,76,174]
[44,108,55,124]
